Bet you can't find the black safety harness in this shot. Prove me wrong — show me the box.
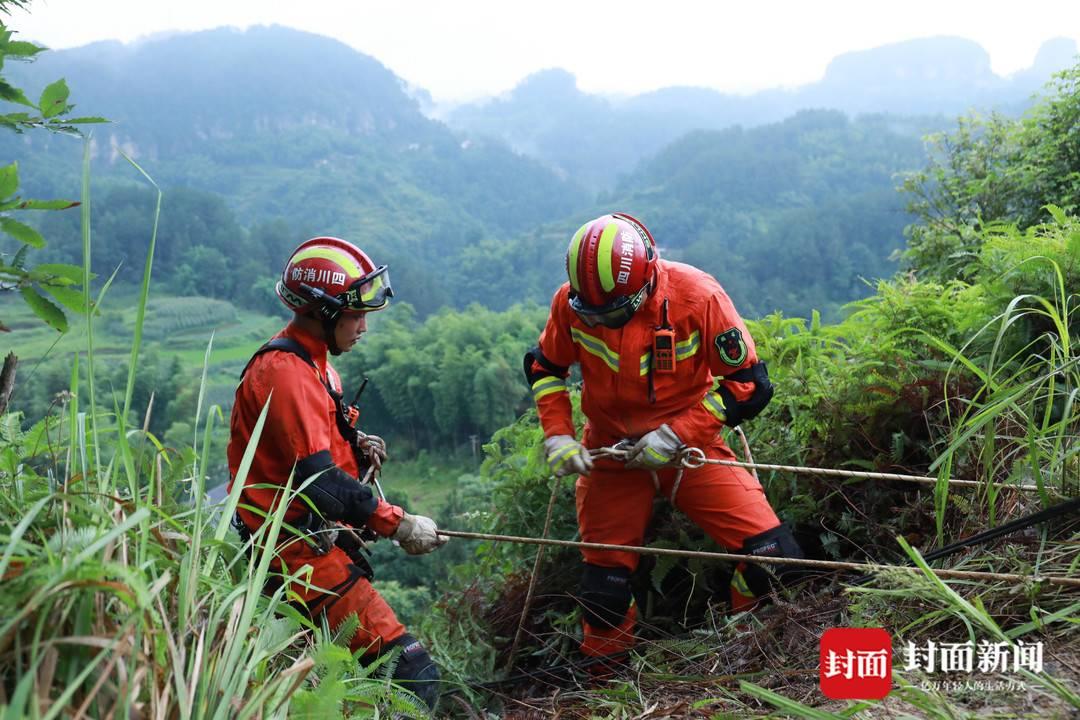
[241,337,368,449]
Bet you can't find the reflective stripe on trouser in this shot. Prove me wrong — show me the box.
[273,536,406,655]
[729,563,757,612]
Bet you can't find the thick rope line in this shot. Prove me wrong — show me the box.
[689,456,1043,490]
[435,529,1080,589]
[590,445,1047,491]
[850,496,1080,587]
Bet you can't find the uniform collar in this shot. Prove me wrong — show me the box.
[282,320,328,368]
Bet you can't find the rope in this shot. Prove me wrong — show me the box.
[434,529,1080,588]
[506,475,560,672]
[734,426,759,483]
[590,444,1048,492]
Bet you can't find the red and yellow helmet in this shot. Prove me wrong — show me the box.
[275,237,393,319]
[566,212,657,328]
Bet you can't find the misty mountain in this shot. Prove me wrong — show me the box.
[445,36,1078,188]
[2,25,1049,322]
[2,25,586,312]
[429,110,940,321]
[10,25,430,154]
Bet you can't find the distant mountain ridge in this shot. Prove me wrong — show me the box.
[3,26,1071,320]
[0,25,587,315]
[10,25,429,156]
[445,36,1078,187]
[3,24,587,229]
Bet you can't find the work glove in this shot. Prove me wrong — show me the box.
[355,432,388,471]
[392,512,448,555]
[626,424,684,469]
[544,435,594,477]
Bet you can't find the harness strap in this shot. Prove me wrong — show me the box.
[240,337,359,446]
[233,338,369,537]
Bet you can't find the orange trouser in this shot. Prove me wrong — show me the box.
[575,439,780,656]
[272,534,406,655]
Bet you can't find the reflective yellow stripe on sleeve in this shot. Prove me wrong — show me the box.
[702,390,727,422]
[531,375,568,401]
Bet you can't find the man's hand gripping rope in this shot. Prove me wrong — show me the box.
[355,430,388,500]
[588,432,702,503]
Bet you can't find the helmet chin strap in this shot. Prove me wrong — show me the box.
[322,314,344,356]
[303,308,344,356]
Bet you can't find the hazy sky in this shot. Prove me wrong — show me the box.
[11,1,1080,101]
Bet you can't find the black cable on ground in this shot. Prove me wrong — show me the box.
[850,495,1080,586]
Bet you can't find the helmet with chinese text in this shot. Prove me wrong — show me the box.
[275,237,393,320]
[566,212,658,329]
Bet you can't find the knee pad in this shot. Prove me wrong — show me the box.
[739,523,805,597]
[382,634,440,711]
[578,564,633,630]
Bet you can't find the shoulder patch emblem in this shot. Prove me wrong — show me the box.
[714,328,747,366]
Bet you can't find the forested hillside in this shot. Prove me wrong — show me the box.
[1,25,587,316]
[1,8,1078,718]
[604,111,937,318]
[6,26,1071,325]
[419,64,1080,717]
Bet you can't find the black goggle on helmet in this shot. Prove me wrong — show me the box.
[299,265,394,319]
[568,280,651,330]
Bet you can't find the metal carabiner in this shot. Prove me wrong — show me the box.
[679,446,707,469]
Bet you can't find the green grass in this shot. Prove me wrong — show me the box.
[5,285,466,515]
[1,150,432,718]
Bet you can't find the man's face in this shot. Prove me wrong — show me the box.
[334,312,368,353]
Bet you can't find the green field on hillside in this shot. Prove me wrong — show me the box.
[3,291,462,513]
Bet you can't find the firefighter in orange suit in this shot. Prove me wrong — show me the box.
[228,237,446,710]
[524,213,803,665]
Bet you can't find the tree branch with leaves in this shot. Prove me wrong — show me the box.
[0,8,107,332]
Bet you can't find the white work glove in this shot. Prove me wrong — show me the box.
[626,424,684,469]
[544,435,594,477]
[392,512,448,555]
[356,432,387,471]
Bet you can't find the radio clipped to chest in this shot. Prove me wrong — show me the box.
[647,299,677,404]
[652,298,676,375]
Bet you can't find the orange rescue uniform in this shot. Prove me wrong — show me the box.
[530,260,782,657]
[227,322,405,655]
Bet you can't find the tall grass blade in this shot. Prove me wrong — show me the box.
[192,331,215,474]
[79,135,100,483]
[203,394,272,578]
[118,152,161,428]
